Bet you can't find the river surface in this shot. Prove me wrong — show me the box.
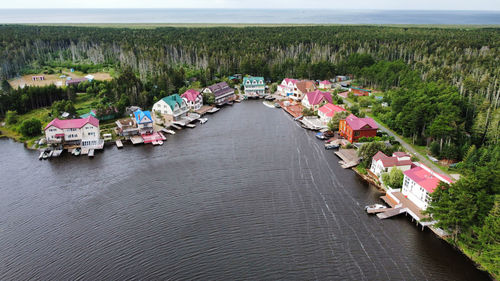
[0,101,491,280]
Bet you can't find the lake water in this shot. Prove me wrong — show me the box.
[0,9,499,24]
[0,101,491,280]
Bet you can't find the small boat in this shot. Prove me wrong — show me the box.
[39,150,45,160]
[165,129,176,135]
[208,107,220,113]
[199,118,208,124]
[88,149,94,157]
[265,96,275,101]
[325,143,339,150]
[186,124,196,128]
[73,147,81,156]
[41,150,50,160]
[365,204,387,213]
[274,103,281,108]
[48,150,54,158]
[158,140,164,145]
[316,132,327,140]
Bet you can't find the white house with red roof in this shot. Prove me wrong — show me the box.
[277,78,298,97]
[317,103,346,124]
[402,163,453,210]
[370,151,413,178]
[181,89,203,110]
[44,116,101,147]
[301,90,333,111]
[319,80,332,89]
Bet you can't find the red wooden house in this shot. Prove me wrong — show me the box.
[339,114,378,143]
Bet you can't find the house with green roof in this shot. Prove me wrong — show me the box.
[152,94,188,121]
[243,76,266,96]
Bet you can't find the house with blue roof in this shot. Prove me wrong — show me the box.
[152,94,188,121]
[133,109,154,135]
[243,76,266,96]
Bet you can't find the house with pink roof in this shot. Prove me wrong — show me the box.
[369,151,413,178]
[402,163,453,210]
[317,103,346,124]
[277,78,298,97]
[339,114,378,143]
[319,80,332,89]
[301,90,333,111]
[44,116,101,147]
[181,89,203,110]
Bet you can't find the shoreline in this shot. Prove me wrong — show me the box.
[351,164,495,280]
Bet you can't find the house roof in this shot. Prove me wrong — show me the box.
[318,103,346,117]
[44,116,99,130]
[320,80,331,85]
[207,82,234,97]
[372,151,413,168]
[162,94,184,111]
[305,90,333,105]
[80,109,97,119]
[296,80,316,93]
[181,89,201,102]
[243,76,265,85]
[404,165,453,193]
[133,110,152,124]
[351,87,371,92]
[283,78,298,85]
[393,152,410,158]
[345,114,378,130]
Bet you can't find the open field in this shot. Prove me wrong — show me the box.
[8,71,112,89]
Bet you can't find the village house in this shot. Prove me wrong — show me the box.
[44,116,101,148]
[243,76,266,96]
[133,109,154,135]
[402,163,453,210]
[202,82,235,106]
[301,90,333,111]
[319,80,332,89]
[339,114,378,143]
[152,94,189,121]
[65,78,88,86]
[277,78,298,97]
[277,78,316,100]
[349,87,372,96]
[115,118,140,136]
[369,151,413,178]
[317,103,347,125]
[181,89,203,111]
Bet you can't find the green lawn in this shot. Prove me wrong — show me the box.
[0,93,102,147]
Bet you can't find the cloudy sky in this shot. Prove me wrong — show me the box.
[4,0,500,10]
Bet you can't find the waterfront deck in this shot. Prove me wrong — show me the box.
[130,135,144,145]
[280,101,304,118]
[116,140,123,148]
[334,148,359,168]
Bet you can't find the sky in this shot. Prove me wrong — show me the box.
[3,0,500,10]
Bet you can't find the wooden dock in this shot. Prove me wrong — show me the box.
[130,135,144,145]
[116,140,123,148]
[334,148,359,168]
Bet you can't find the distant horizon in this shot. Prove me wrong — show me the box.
[1,9,499,25]
[1,8,500,11]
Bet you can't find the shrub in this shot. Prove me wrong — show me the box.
[19,118,42,137]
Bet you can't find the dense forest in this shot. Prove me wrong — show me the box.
[0,24,498,278]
